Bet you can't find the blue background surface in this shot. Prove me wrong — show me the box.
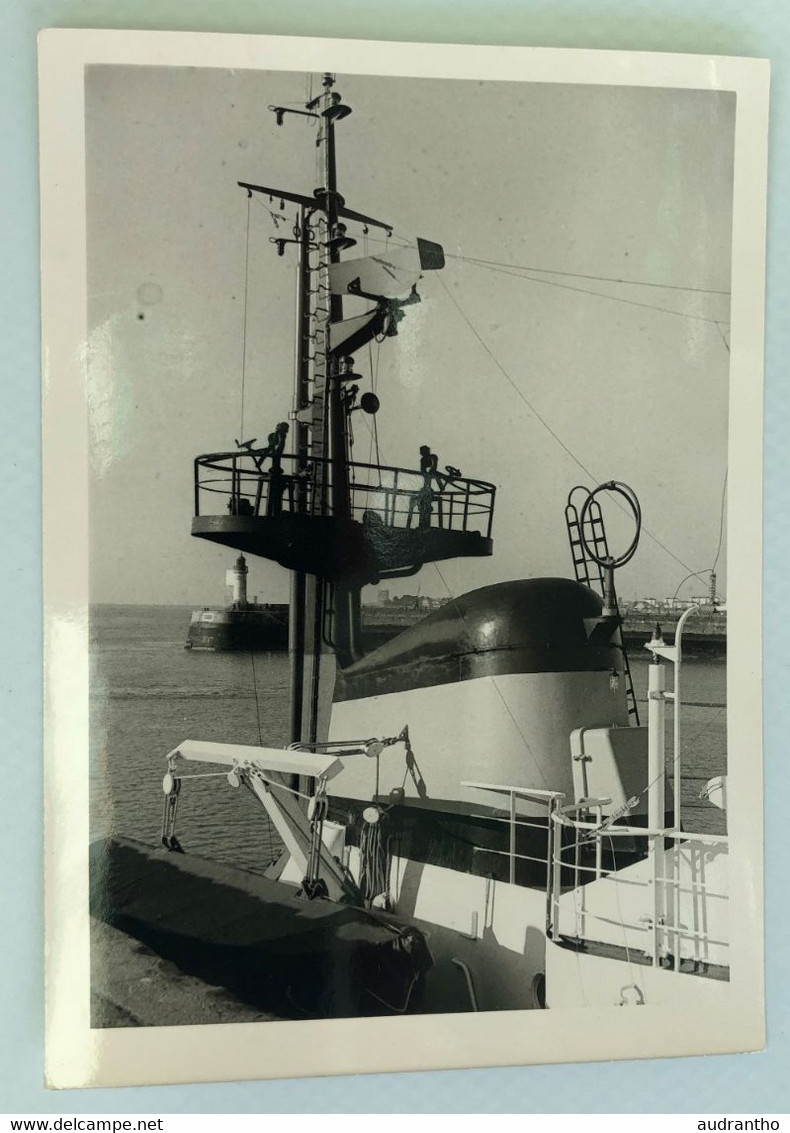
[1,0,786,1114]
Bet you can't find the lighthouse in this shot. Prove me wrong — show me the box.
[225,554,249,608]
[185,554,288,650]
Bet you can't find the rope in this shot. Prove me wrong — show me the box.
[359,818,390,903]
[239,193,253,440]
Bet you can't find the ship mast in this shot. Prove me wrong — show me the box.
[315,74,361,686]
[321,73,352,524]
[288,205,311,746]
[293,73,363,744]
[192,73,495,749]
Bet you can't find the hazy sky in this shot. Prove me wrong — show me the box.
[86,66,733,607]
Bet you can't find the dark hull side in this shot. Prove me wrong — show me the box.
[90,837,431,1021]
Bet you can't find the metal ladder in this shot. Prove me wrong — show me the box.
[565,486,640,725]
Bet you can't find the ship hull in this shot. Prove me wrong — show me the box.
[385,854,548,1013]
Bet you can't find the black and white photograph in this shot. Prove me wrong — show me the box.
[40,32,767,1088]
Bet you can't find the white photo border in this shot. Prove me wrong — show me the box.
[39,28,768,1089]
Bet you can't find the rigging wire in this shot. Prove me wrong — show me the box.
[249,651,264,746]
[680,704,727,757]
[368,235,387,483]
[671,467,728,599]
[715,322,731,353]
[711,470,728,577]
[353,230,413,250]
[361,439,560,790]
[239,193,253,440]
[371,404,382,478]
[457,258,730,327]
[339,235,726,587]
[365,345,377,459]
[605,835,638,985]
[370,340,383,479]
[251,194,287,228]
[436,273,701,579]
[361,412,555,788]
[358,235,730,299]
[361,227,378,484]
[446,252,731,297]
[437,273,596,476]
[429,557,555,790]
[671,569,713,602]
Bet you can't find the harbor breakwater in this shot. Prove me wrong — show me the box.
[184,601,726,653]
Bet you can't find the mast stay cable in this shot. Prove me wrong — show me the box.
[436,273,711,581]
[446,252,731,297]
[238,192,253,440]
[711,470,728,577]
[362,420,556,790]
[362,234,730,299]
[454,257,730,327]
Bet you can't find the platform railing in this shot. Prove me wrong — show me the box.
[460,782,566,898]
[456,782,728,975]
[547,806,729,973]
[194,451,496,539]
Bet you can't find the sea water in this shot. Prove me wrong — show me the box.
[89,603,727,873]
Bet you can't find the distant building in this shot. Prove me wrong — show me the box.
[374,591,449,611]
[624,594,725,615]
